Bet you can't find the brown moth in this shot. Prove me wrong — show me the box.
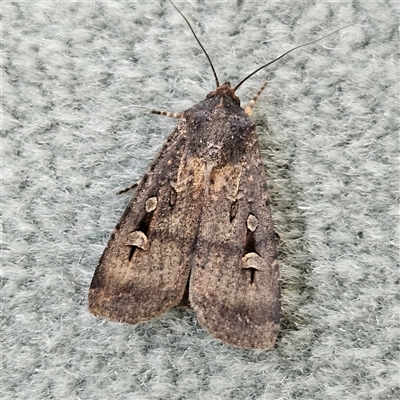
[89,1,349,349]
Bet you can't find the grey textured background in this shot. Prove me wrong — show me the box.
[3,1,398,399]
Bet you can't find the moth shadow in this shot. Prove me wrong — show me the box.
[254,113,313,337]
[133,306,206,347]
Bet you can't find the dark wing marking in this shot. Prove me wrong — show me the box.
[89,121,197,324]
[189,129,280,349]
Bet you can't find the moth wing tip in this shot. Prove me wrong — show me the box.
[193,303,280,349]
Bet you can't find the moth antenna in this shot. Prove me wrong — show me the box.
[233,24,353,92]
[170,0,220,88]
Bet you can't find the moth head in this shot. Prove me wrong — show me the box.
[206,82,240,105]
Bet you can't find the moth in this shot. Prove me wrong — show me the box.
[89,1,349,349]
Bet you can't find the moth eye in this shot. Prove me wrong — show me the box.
[145,197,158,213]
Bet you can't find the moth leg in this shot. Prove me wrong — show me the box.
[150,109,182,119]
[244,80,268,116]
[116,180,141,195]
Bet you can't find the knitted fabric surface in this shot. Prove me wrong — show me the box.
[3,2,398,399]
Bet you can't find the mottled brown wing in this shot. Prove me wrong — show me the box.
[189,128,280,349]
[89,121,199,324]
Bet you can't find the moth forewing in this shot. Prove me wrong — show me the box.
[89,124,192,324]
[189,119,280,349]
